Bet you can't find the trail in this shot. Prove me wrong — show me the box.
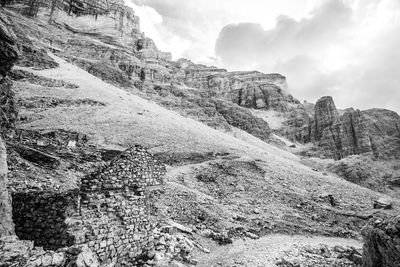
[197,234,362,267]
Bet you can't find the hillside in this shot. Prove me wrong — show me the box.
[1,1,400,267]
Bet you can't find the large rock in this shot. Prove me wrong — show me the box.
[320,109,372,159]
[320,108,400,159]
[0,138,14,236]
[362,216,400,267]
[311,96,339,141]
[0,13,18,237]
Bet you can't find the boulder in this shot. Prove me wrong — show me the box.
[373,198,392,210]
[362,216,400,267]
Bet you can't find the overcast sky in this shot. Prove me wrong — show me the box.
[125,0,400,113]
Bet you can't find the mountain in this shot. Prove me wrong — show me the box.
[0,1,399,266]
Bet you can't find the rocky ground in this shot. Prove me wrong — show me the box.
[0,2,399,266]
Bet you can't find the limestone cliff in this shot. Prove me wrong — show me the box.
[172,60,298,112]
[312,96,339,142]
[281,96,400,160]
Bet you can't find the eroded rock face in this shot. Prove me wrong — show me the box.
[0,12,18,237]
[362,216,400,267]
[312,96,339,142]
[173,61,298,112]
[320,109,372,159]
[320,108,400,159]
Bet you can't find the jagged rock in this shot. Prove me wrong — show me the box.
[320,108,400,159]
[320,109,372,159]
[312,96,339,141]
[362,216,400,267]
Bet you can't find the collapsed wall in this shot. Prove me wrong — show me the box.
[12,190,79,250]
[10,145,166,265]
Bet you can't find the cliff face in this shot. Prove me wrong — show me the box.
[281,96,400,160]
[0,12,18,237]
[312,96,339,142]
[172,60,298,112]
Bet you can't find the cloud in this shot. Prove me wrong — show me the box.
[215,0,400,113]
[126,0,309,63]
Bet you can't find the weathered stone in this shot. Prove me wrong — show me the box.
[362,215,400,267]
[312,96,339,142]
[373,198,393,210]
[0,137,13,237]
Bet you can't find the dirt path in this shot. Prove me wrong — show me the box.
[196,234,362,267]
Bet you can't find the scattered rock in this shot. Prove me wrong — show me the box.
[373,198,392,210]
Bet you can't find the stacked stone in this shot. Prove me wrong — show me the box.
[82,145,165,191]
[150,230,198,266]
[362,215,400,267]
[0,235,99,267]
[11,190,79,250]
[76,145,165,265]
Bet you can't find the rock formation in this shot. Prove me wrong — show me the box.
[281,96,400,160]
[312,96,339,141]
[362,215,400,267]
[0,138,13,237]
[0,11,18,237]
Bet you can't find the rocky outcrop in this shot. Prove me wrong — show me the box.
[320,108,400,159]
[283,96,400,160]
[312,96,339,141]
[214,100,271,142]
[320,109,372,159]
[0,138,13,237]
[0,13,18,135]
[172,60,298,112]
[362,216,400,267]
[0,12,18,237]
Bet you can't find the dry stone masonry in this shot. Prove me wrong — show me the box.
[8,145,166,266]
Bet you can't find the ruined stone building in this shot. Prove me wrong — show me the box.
[11,145,165,265]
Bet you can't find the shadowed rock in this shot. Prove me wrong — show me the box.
[362,216,400,267]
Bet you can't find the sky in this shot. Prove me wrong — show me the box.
[125,0,400,113]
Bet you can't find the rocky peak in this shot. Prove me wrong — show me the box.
[312,96,339,141]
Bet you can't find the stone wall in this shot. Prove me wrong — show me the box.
[12,190,79,250]
[77,145,165,264]
[10,145,165,265]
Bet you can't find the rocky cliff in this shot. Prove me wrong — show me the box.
[280,95,400,160]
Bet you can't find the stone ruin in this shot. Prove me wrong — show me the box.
[6,145,166,266]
